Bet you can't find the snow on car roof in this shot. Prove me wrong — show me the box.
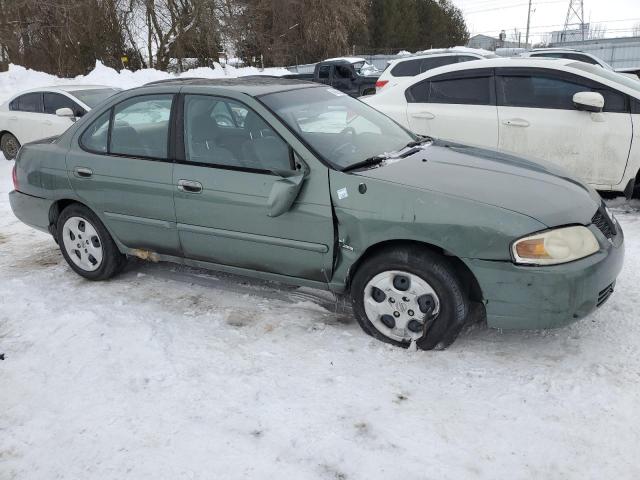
[323,57,367,64]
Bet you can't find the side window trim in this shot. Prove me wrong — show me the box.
[79,92,176,162]
[406,69,496,106]
[10,92,44,113]
[179,93,295,174]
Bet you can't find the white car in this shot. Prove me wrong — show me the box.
[375,49,497,93]
[0,85,121,159]
[521,48,639,79]
[363,57,640,196]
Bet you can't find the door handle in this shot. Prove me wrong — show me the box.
[177,179,203,194]
[502,118,530,127]
[411,112,435,120]
[74,167,93,178]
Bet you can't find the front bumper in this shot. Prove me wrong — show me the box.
[9,190,53,234]
[465,224,624,330]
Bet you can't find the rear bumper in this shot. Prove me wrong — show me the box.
[465,224,624,330]
[9,190,53,234]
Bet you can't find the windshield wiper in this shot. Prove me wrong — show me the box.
[341,155,388,172]
[403,135,433,149]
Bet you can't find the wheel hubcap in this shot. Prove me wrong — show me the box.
[62,216,103,272]
[4,138,18,157]
[364,270,440,343]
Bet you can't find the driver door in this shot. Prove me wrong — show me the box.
[173,94,335,282]
[495,67,632,185]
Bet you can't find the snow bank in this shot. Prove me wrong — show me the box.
[0,61,290,103]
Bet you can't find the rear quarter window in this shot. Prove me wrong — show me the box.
[391,59,422,77]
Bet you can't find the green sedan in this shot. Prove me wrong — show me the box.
[8,78,624,349]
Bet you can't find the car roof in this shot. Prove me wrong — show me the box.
[530,47,583,53]
[11,85,118,96]
[324,57,367,64]
[417,56,577,72]
[387,51,485,66]
[396,56,640,97]
[138,76,321,97]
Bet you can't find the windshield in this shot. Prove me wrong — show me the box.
[71,88,121,108]
[568,62,640,93]
[260,87,415,170]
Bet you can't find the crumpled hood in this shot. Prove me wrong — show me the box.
[356,139,602,227]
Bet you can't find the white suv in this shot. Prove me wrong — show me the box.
[364,57,640,196]
[521,48,638,79]
[375,49,496,93]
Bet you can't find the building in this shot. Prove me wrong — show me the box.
[550,24,590,44]
[467,34,530,51]
[548,36,640,71]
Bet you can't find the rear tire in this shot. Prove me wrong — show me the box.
[350,246,470,350]
[1,133,20,160]
[56,204,126,281]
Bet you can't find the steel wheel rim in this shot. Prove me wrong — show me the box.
[62,216,103,272]
[363,270,440,343]
[4,137,18,158]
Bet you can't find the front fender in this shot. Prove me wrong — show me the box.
[328,169,545,289]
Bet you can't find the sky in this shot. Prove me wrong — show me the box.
[451,0,640,45]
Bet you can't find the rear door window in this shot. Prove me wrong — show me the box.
[318,66,330,79]
[408,70,494,105]
[10,92,43,113]
[110,94,173,159]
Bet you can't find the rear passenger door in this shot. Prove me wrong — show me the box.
[8,92,45,144]
[495,67,632,186]
[405,68,498,148]
[173,94,335,282]
[67,92,181,255]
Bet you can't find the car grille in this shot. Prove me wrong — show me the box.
[597,282,615,307]
[592,208,615,240]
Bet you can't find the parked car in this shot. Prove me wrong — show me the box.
[284,58,380,97]
[9,78,623,350]
[520,48,639,79]
[0,85,121,160]
[363,57,640,197]
[375,49,496,92]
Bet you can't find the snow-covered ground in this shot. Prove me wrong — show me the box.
[2,159,640,479]
[0,61,289,103]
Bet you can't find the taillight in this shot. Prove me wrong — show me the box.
[375,80,389,89]
[12,164,18,191]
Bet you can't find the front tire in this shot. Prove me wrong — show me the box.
[56,204,126,280]
[350,246,470,350]
[1,133,20,160]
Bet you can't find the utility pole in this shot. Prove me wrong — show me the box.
[525,0,532,48]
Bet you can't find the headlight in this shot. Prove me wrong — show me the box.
[512,226,600,266]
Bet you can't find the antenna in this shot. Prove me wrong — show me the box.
[562,0,586,42]
[525,0,532,47]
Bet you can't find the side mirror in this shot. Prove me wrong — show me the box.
[267,172,305,217]
[56,107,76,121]
[573,92,604,113]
